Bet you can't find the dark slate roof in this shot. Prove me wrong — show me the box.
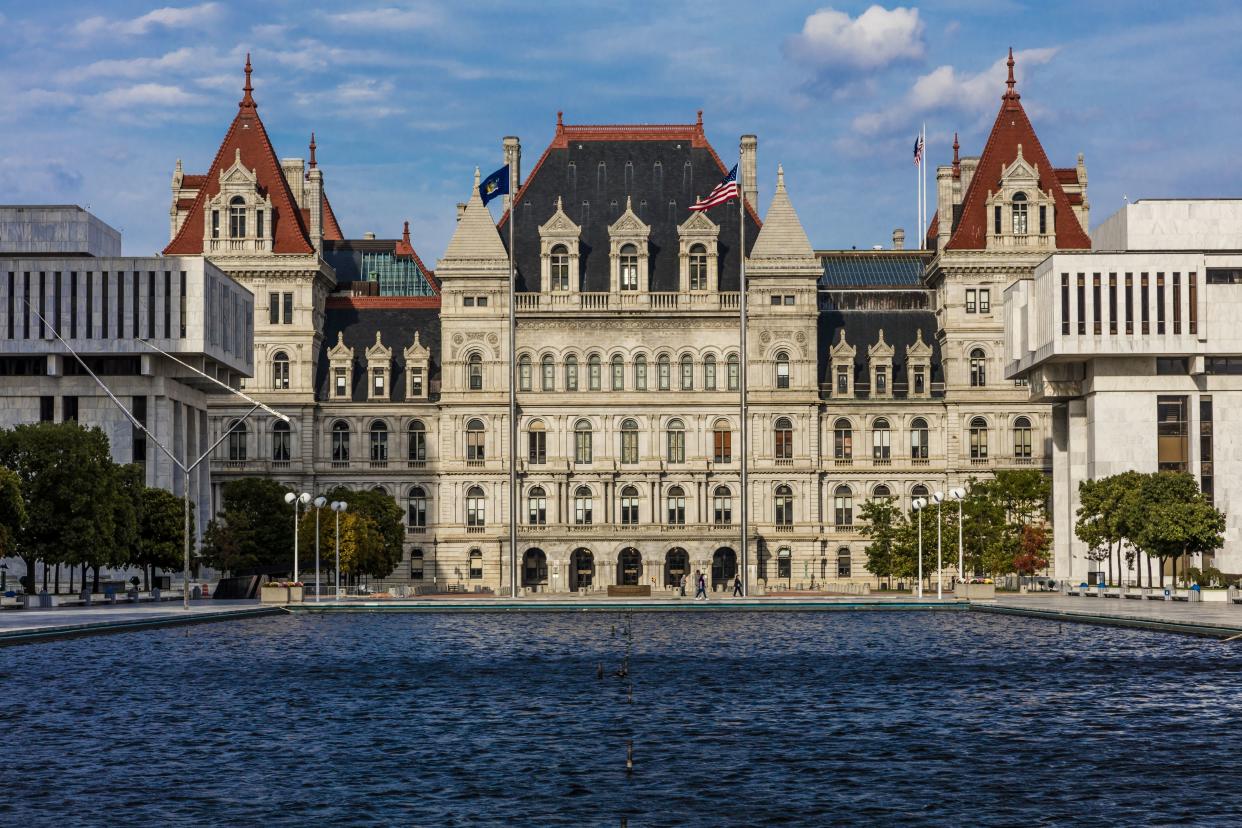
[505,137,759,292]
[818,251,931,288]
[316,306,441,402]
[817,309,943,386]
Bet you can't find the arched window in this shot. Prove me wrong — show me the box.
[727,353,740,390]
[704,354,717,390]
[689,243,708,290]
[837,547,852,578]
[550,243,570,291]
[271,350,289,390]
[408,486,427,528]
[666,418,685,463]
[527,419,546,465]
[666,485,686,525]
[1014,416,1033,459]
[565,354,579,391]
[541,355,555,391]
[574,418,593,464]
[527,486,547,525]
[1012,191,1028,235]
[588,353,602,391]
[466,418,485,462]
[634,354,648,390]
[774,417,793,460]
[468,549,483,579]
[910,417,929,460]
[619,243,639,291]
[331,420,349,463]
[872,418,890,461]
[712,418,731,464]
[468,352,483,391]
[969,416,989,459]
[272,420,290,463]
[833,418,853,460]
[574,485,593,525]
[620,485,640,525]
[774,484,793,526]
[408,420,426,462]
[611,354,624,390]
[713,485,732,525]
[226,419,247,462]
[970,348,987,387]
[679,354,693,390]
[775,351,790,389]
[229,196,246,238]
[657,354,671,390]
[834,485,853,527]
[369,419,388,462]
[911,484,929,499]
[466,486,485,527]
[518,354,532,391]
[872,484,891,500]
[620,418,639,465]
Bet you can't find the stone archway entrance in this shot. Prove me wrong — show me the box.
[665,548,689,589]
[522,548,548,592]
[618,547,642,586]
[711,547,737,589]
[570,547,594,591]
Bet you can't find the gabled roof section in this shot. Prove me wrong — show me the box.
[163,56,314,256]
[749,165,816,263]
[945,49,1090,251]
[322,191,344,241]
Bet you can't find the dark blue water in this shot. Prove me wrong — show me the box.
[2,611,1240,826]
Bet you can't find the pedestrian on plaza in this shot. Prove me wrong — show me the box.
[733,575,743,597]
[695,570,707,600]
[680,573,687,597]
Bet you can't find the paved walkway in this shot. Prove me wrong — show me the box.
[0,600,280,645]
[981,593,1242,638]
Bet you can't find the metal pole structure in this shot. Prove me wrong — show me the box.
[936,494,944,599]
[314,496,326,602]
[915,500,924,598]
[507,162,518,600]
[738,144,749,597]
[183,469,191,609]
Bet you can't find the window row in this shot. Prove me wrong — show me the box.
[516,352,741,392]
[1059,271,1198,337]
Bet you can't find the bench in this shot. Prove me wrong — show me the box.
[607,585,652,597]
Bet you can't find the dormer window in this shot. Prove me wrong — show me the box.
[335,368,347,397]
[689,244,708,291]
[229,196,246,238]
[256,209,265,239]
[211,211,220,239]
[550,245,570,291]
[619,244,639,291]
[1012,192,1028,235]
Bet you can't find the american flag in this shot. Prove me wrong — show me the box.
[913,132,925,166]
[689,164,739,211]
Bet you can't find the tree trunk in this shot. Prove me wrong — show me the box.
[1106,544,1114,585]
[54,564,60,595]
[92,565,100,594]
[143,564,149,591]
[68,565,75,594]
[1146,554,1153,588]
[1157,557,1164,588]
[42,561,49,592]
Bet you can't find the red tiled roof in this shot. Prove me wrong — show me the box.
[945,54,1090,251]
[176,198,195,210]
[322,191,344,241]
[181,174,207,188]
[1054,168,1079,184]
[326,295,440,310]
[394,220,439,293]
[163,57,314,256]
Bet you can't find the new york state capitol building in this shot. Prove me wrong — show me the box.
[152,54,1108,595]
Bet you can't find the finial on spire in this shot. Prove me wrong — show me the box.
[402,220,411,244]
[1004,46,1019,104]
[473,166,481,188]
[309,132,317,168]
[952,132,960,178]
[776,163,785,192]
[556,110,564,134]
[240,52,255,108]
[696,109,703,130]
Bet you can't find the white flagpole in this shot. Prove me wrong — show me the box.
[916,132,922,250]
[921,123,927,248]
[739,159,749,598]
[508,167,518,600]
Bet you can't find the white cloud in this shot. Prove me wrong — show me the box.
[788,5,924,70]
[93,83,205,110]
[326,6,437,31]
[60,47,211,82]
[852,47,1059,136]
[74,3,221,38]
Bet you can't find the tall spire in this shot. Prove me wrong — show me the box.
[402,220,411,245]
[240,52,255,109]
[308,132,317,168]
[1003,46,1019,106]
[952,131,960,178]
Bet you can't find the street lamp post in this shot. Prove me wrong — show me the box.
[912,497,927,598]
[284,491,311,584]
[949,487,966,588]
[313,496,327,602]
[331,500,348,600]
[934,491,945,599]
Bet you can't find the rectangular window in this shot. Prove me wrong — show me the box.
[528,430,545,464]
[1206,357,1242,375]
[1141,273,1150,334]
[1156,357,1188,375]
[476,296,488,307]
[965,289,976,314]
[1206,269,1242,284]
[179,271,187,339]
[132,272,140,339]
[463,296,475,307]
[53,272,61,339]
[657,359,669,391]
[1092,274,1101,335]
[727,358,738,391]
[62,396,78,422]
[714,428,731,464]
[1108,274,1117,335]
[1125,273,1133,335]
[211,210,220,239]
[106,272,113,338]
[38,272,47,340]
[147,271,156,338]
[256,209,265,240]
[979,288,990,314]
[770,295,782,306]
[784,295,795,306]
[1156,272,1165,334]
[334,367,347,397]
[1189,272,1198,335]
[1076,273,1086,335]
[39,396,54,422]
[131,395,147,468]
[913,366,925,395]
[1172,272,1181,334]
[269,292,279,324]
[85,272,93,339]
[7,272,15,339]
[1200,395,1214,503]
[1156,395,1187,473]
[163,271,171,338]
[875,366,886,395]
[993,205,1001,235]
[1039,205,1047,235]
[1060,273,1070,335]
[69,272,78,338]
[283,292,293,325]
[372,369,385,398]
[411,367,424,397]
[23,273,30,338]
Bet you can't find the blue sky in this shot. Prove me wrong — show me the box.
[3,1,1242,260]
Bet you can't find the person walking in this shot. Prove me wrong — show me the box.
[679,573,687,597]
[732,575,743,598]
[695,570,707,601]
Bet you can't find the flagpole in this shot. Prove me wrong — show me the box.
[508,169,518,600]
[739,154,749,598]
[921,123,927,249]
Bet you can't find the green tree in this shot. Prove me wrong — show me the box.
[1132,473,1225,588]
[0,466,25,563]
[960,478,1008,578]
[859,496,903,587]
[322,486,404,580]
[201,477,294,575]
[135,485,191,590]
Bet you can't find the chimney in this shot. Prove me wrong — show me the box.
[892,228,905,250]
[456,202,466,222]
[503,136,521,210]
[739,134,758,214]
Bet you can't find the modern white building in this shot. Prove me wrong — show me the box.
[1005,199,1242,580]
